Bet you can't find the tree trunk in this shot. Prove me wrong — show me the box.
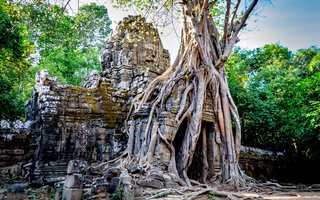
[126,0,258,189]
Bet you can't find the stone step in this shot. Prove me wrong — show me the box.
[39,165,67,171]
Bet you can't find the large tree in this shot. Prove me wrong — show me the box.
[114,0,260,189]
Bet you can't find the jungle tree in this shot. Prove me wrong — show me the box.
[113,0,262,189]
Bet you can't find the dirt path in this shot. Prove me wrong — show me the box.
[259,192,320,200]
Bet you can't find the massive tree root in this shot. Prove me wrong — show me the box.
[123,0,259,191]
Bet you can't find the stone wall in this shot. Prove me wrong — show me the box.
[0,120,36,178]
[239,146,320,184]
[26,71,126,166]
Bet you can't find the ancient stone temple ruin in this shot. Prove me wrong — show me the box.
[22,15,170,178]
[0,15,307,200]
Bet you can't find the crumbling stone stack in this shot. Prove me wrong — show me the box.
[62,160,87,200]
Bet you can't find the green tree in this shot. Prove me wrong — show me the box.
[23,1,112,85]
[0,0,34,120]
[226,44,320,160]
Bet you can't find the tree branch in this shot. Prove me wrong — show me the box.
[222,0,231,47]
[236,0,258,33]
[60,0,71,15]
[230,0,241,26]
[208,0,218,10]
[224,0,258,58]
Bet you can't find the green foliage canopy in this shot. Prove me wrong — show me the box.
[0,0,34,120]
[226,44,320,160]
[0,0,112,120]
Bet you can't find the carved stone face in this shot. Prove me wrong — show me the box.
[67,160,88,174]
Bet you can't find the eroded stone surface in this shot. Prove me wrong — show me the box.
[0,120,36,170]
[100,15,170,93]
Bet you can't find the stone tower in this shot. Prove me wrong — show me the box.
[25,15,170,178]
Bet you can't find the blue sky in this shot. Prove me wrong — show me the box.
[238,0,320,52]
[78,0,320,59]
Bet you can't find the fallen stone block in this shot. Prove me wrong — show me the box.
[7,183,28,200]
[62,188,82,200]
[134,185,144,197]
[149,171,164,181]
[91,183,110,194]
[103,167,121,180]
[7,183,28,194]
[120,172,134,185]
[37,185,53,199]
[126,162,141,174]
[137,178,164,189]
[7,193,28,200]
[122,184,134,200]
[45,176,65,185]
[165,181,180,189]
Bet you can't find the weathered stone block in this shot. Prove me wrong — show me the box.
[134,185,143,197]
[122,184,134,200]
[163,174,171,182]
[7,183,28,194]
[7,193,28,200]
[109,177,120,194]
[137,178,164,189]
[149,171,164,181]
[7,183,28,200]
[104,167,121,180]
[45,176,65,185]
[65,173,83,189]
[91,183,110,194]
[13,149,24,155]
[37,185,53,199]
[62,188,82,200]
[165,181,180,189]
[96,177,108,185]
[67,160,87,174]
[168,173,180,183]
[120,172,134,185]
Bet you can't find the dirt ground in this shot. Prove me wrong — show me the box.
[159,191,320,200]
[259,192,320,200]
[238,191,320,200]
